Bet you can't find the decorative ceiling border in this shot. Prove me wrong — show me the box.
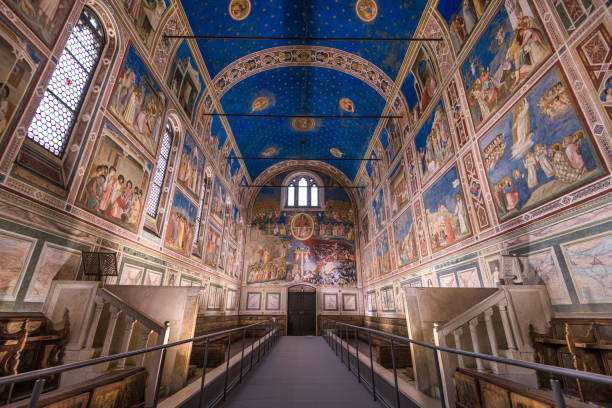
[209,45,396,101]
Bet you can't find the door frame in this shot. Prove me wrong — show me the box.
[287,284,317,336]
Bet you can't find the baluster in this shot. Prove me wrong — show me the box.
[499,303,518,352]
[468,318,484,370]
[84,299,105,350]
[452,327,465,369]
[484,309,501,373]
[117,316,136,369]
[135,327,153,367]
[99,306,121,371]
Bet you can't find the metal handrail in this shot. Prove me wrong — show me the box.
[1,319,281,408]
[323,319,612,408]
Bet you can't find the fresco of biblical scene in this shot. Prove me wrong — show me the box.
[210,177,227,226]
[389,162,409,217]
[356,174,369,209]
[78,121,152,232]
[415,101,453,186]
[363,245,376,280]
[372,189,386,233]
[423,166,472,251]
[123,0,168,47]
[165,189,198,256]
[360,214,370,247]
[518,248,571,305]
[380,119,402,165]
[409,46,439,115]
[376,230,393,276]
[177,132,205,199]
[438,0,492,52]
[204,223,222,268]
[110,44,166,155]
[478,66,605,221]
[462,1,551,129]
[167,40,203,121]
[366,148,382,190]
[551,0,593,35]
[226,205,239,242]
[226,244,237,276]
[246,173,357,287]
[562,233,612,304]
[393,207,418,267]
[0,17,44,144]
[4,0,74,46]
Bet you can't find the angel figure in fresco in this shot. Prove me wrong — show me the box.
[523,151,539,189]
[511,98,534,159]
[454,194,469,235]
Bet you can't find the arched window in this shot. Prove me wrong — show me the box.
[26,7,105,157]
[193,168,213,245]
[147,122,174,217]
[282,172,324,210]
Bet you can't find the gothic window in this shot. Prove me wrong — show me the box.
[147,122,173,218]
[26,7,105,157]
[194,168,213,245]
[283,172,323,210]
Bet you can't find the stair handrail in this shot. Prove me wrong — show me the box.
[435,289,506,338]
[96,287,166,334]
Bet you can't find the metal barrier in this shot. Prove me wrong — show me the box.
[321,319,612,408]
[0,320,282,407]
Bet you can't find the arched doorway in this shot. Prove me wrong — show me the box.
[287,284,316,336]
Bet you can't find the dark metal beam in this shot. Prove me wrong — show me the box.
[227,156,380,161]
[164,35,442,42]
[201,113,401,119]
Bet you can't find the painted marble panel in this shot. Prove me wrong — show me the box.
[78,121,152,232]
[393,207,418,268]
[4,0,74,45]
[122,0,168,47]
[265,292,280,310]
[0,231,34,300]
[366,290,377,312]
[478,66,605,222]
[438,0,493,52]
[210,177,227,226]
[164,188,198,256]
[439,273,458,287]
[0,16,44,144]
[375,229,393,276]
[380,286,395,312]
[167,40,203,121]
[25,244,80,302]
[323,293,338,311]
[562,234,612,304]
[415,100,453,186]
[372,188,386,233]
[389,162,409,217]
[143,269,162,286]
[246,292,261,310]
[109,44,166,155]
[457,268,482,288]
[120,264,143,285]
[423,166,472,252]
[551,0,593,35]
[343,293,357,311]
[518,248,571,305]
[204,222,222,268]
[461,1,551,129]
[177,132,205,199]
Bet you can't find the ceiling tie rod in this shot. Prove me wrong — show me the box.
[164,35,442,42]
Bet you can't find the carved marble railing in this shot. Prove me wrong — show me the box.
[433,285,552,407]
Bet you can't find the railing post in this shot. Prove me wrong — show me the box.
[468,318,485,370]
[84,299,104,349]
[335,323,339,356]
[198,337,209,408]
[117,315,136,369]
[551,379,566,408]
[355,327,360,383]
[258,328,262,362]
[390,338,400,408]
[223,334,231,401]
[240,328,246,383]
[152,347,167,407]
[433,348,446,408]
[250,328,255,371]
[368,332,376,401]
[346,326,351,372]
[340,325,344,364]
[27,378,45,408]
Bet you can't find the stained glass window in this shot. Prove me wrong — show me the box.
[298,177,308,207]
[287,184,295,207]
[146,122,173,217]
[286,174,320,208]
[311,184,318,207]
[194,172,212,244]
[27,7,105,157]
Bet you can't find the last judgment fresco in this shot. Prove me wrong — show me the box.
[246,171,357,287]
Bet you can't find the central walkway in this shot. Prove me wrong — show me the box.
[220,336,382,408]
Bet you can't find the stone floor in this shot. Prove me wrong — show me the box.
[219,336,382,408]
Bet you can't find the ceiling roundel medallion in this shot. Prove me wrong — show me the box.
[229,0,251,21]
[291,213,315,241]
[339,97,355,112]
[355,0,378,23]
[291,117,316,131]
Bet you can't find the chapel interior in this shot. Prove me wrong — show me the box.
[0,0,611,407]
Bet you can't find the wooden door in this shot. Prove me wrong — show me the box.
[287,292,316,336]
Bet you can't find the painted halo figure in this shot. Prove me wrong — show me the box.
[356,0,378,22]
[229,0,251,21]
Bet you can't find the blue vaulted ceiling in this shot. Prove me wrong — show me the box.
[178,0,429,181]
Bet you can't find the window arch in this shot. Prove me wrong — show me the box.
[26,7,105,157]
[282,171,324,210]
[146,121,174,218]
